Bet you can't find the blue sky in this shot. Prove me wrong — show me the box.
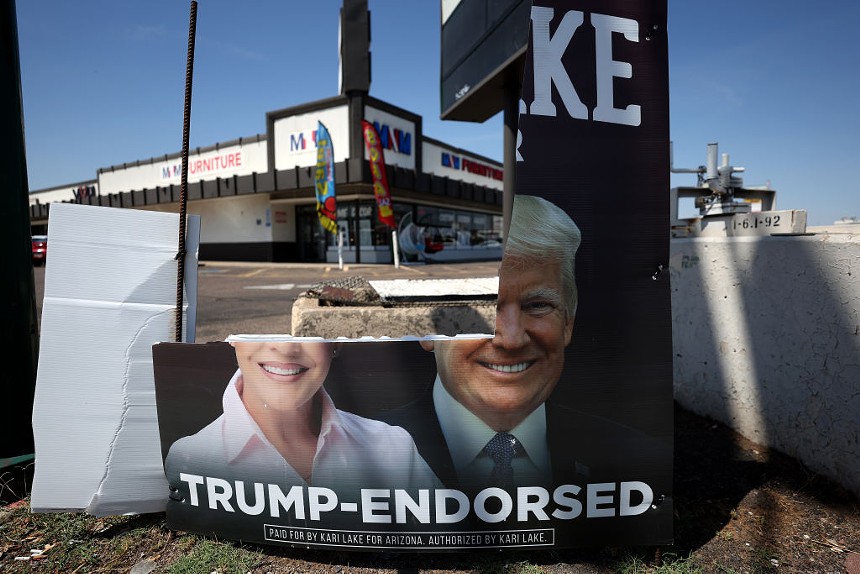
[15,1,859,226]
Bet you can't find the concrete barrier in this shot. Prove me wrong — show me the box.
[669,231,860,497]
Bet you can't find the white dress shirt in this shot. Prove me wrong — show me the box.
[432,376,552,490]
[165,371,440,494]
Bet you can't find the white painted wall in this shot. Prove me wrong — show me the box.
[98,140,268,195]
[270,200,297,243]
[143,195,273,243]
[670,233,860,497]
[195,195,274,243]
[273,106,350,171]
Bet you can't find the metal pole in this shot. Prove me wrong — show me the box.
[391,229,400,269]
[174,0,198,343]
[502,85,518,241]
[0,0,39,459]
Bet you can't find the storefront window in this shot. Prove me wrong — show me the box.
[328,203,353,248]
[406,204,500,252]
[322,200,394,249]
[393,202,414,231]
[306,200,500,260]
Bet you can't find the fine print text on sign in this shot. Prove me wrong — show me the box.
[263,526,554,550]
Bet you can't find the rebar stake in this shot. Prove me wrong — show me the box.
[174,0,198,342]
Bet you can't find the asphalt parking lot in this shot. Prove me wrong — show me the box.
[32,259,502,342]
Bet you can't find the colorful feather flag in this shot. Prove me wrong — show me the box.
[361,120,396,228]
[314,121,337,233]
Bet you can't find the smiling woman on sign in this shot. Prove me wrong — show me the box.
[164,341,440,496]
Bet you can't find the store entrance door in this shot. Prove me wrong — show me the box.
[298,206,327,262]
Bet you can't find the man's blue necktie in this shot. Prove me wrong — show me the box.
[484,432,520,490]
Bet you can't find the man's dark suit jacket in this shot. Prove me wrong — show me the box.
[379,385,671,492]
[379,384,674,545]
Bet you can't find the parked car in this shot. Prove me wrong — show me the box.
[32,235,47,266]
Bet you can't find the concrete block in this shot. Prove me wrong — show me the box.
[291,295,495,339]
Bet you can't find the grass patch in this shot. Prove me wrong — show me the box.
[508,560,545,574]
[0,500,172,572]
[467,552,546,574]
[166,536,262,574]
[615,550,703,574]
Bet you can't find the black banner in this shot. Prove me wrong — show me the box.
[513,0,673,545]
[152,0,672,551]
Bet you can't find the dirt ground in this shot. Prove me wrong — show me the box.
[1,403,858,573]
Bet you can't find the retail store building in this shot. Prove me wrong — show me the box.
[28,93,504,264]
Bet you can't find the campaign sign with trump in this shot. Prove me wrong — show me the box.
[151,0,672,551]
